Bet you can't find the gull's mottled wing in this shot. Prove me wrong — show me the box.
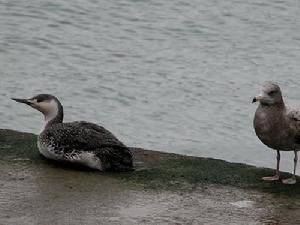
[287,108,300,144]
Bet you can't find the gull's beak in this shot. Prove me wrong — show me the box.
[11,98,33,106]
[252,95,262,103]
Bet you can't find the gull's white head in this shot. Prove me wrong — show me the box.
[252,83,283,106]
[12,94,64,123]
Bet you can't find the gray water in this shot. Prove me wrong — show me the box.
[1,0,300,172]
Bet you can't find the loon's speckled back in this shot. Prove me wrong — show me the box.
[39,121,133,171]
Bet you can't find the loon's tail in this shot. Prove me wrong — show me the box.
[97,145,134,172]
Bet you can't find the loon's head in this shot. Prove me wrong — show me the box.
[12,94,64,123]
[252,82,283,106]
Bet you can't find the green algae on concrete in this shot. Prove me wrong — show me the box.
[1,129,300,195]
[121,149,300,195]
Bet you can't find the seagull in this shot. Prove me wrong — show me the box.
[12,94,134,172]
[252,82,299,184]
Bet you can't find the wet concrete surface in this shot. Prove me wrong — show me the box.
[2,162,300,225]
[1,130,300,225]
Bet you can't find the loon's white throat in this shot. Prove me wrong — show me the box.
[40,99,60,133]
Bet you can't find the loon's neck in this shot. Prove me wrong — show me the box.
[40,100,64,133]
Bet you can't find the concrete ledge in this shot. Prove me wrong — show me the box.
[1,129,299,195]
[2,129,300,224]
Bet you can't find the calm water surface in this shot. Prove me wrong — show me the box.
[1,0,300,172]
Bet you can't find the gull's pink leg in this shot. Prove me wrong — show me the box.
[262,150,280,181]
[282,150,297,185]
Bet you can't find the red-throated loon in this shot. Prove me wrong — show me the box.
[12,94,134,172]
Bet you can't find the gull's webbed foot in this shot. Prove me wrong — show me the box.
[262,175,280,181]
[282,176,296,185]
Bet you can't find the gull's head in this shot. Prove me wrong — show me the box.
[12,94,63,122]
[252,83,283,106]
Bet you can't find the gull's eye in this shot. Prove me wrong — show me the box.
[269,90,275,95]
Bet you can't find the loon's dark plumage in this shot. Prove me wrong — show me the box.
[12,94,134,172]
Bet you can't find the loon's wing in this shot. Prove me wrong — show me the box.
[42,121,133,171]
[44,121,125,149]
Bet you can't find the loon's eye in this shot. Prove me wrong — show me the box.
[36,99,42,103]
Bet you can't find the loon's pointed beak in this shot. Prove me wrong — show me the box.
[252,97,257,103]
[11,98,33,105]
